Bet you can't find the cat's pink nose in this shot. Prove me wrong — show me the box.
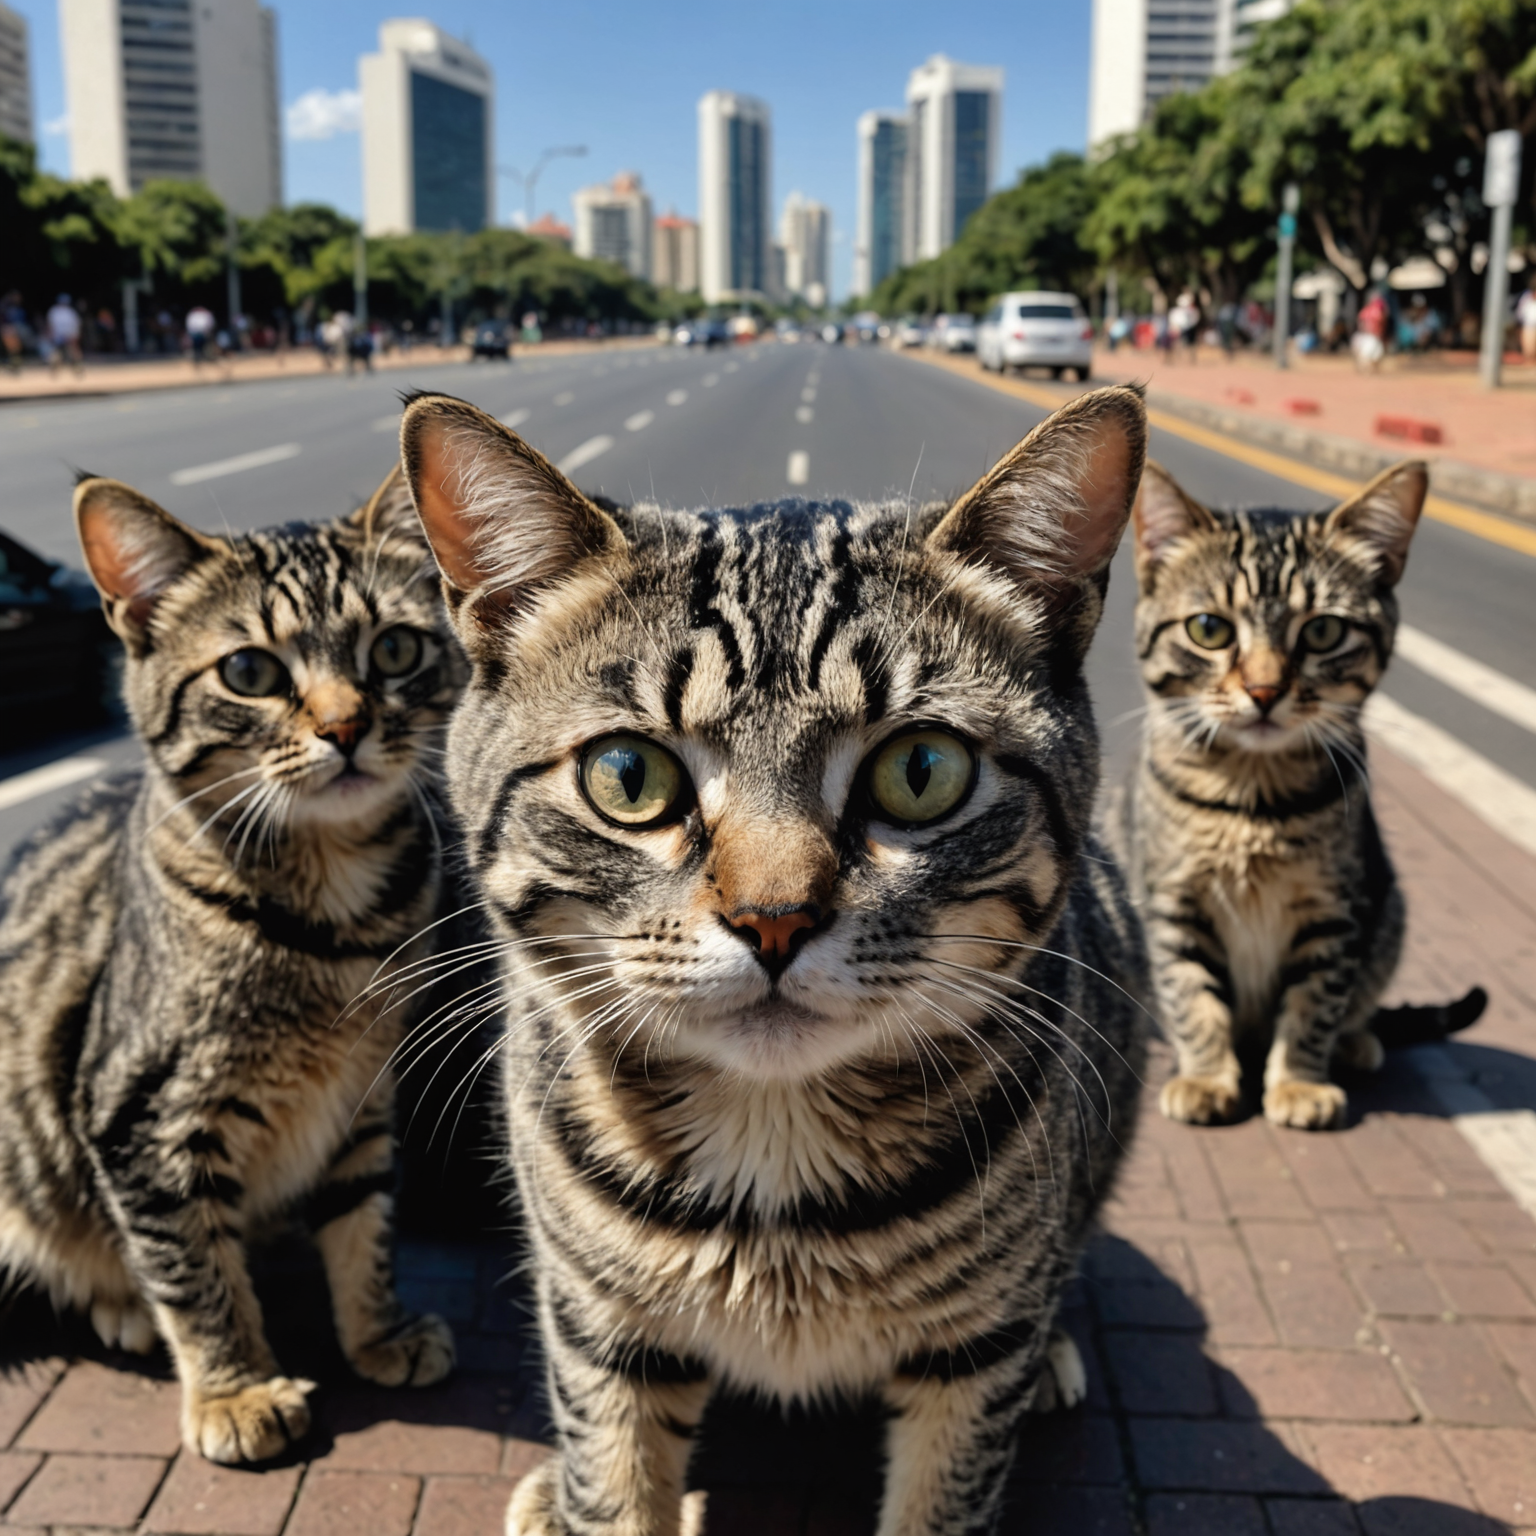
[1245,684,1282,713]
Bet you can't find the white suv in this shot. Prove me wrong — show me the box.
[978,292,1094,379]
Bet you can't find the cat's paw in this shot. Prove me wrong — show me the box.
[349,1313,456,1388]
[90,1297,157,1354]
[1160,1074,1241,1125]
[1333,1030,1385,1073]
[185,1376,314,1464]
[681,1490,709,1536]
[1046,1329,1088,1410]
[506,1456,565,1535]
[1264,1079,1347,1131]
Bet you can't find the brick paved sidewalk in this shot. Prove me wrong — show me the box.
[0,740,1532,1536]
[1087,345,1536,490]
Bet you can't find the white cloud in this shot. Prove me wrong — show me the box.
[285,88,362,142]
[44,112,69,137]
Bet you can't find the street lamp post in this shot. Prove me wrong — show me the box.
[1273,183,1299,369]
[498,145,587,228]
[226,210,242,348]
[354,233,368,329]
[1480,129,1523,389]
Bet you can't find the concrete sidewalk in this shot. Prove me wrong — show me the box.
[0,336,660,404]
[0,737,1531,1534]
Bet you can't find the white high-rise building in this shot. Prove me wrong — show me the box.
[780,191,830,306]
[1088,0,1293,145]
[0,2,32,144]
[361,20,493,236]
[905,56,1003,262]
[572,171,653,280]
[60,0,280,214]
[698,90,771,303]
[854,110,907,297]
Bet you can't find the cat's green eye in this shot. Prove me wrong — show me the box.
[1299,615,1346,653]
[867,729,975,826]
[371,625,424,677]
[581,735,690,827]
[218,648,289,698]
[1185,613,1235,650]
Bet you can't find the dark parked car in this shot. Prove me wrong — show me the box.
[471,320,513,360]
[0,530,117,733]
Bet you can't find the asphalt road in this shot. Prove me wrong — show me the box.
[2,338,1532,864]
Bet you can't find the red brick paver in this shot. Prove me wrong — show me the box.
[0,743,1531,1534]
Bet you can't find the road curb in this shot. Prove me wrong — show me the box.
[1141,389,1536,528]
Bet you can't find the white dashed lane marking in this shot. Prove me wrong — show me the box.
[667,390,687,406]
[558,435,613,474]
[0,757,107,811]
[703,374,719,387]
[370,415,398,433]
[801,388,817,402]
[553,391,575,406]
[796,407,814,424]
[625,411,654,432]
[502,408,531,429]
[169,443,302,485]
[1395,624,1536,736]
[787,451,809,486]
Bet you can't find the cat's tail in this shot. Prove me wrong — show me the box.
[1371,986,1488,1049]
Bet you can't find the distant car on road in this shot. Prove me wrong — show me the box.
[978,292,1094,379]
[0,529,116,735]
[937,313,977,353]
[820,322,843,344]
[470,320,512,360]
[895,318,926,348]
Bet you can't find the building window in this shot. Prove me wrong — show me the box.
[953,91,990,240]
[870,120,905,289]
[728,115,763,293]
[411,70,485,232]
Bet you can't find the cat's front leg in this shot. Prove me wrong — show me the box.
[1146,908,1242,1124]
[1262,908,1363,1130]
[508,1278,711,1536]
[878,1338,1044,1536]
[310,1102,454,1388]
[98,1151,310,1463]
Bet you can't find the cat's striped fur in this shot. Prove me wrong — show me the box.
[1113,460,1429,1129]
[400,387,1151,1536]
[0,470,462,1463]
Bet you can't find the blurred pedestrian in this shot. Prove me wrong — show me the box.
[1352,289,1389,372]
[0,291,25,373]
[1216,301,1237,357]
[46,294,84,376]
[1517,278,1536,364]
[185,304,216,365]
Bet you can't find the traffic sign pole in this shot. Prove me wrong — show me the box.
[1480,129,1523,389]
[1274,184,1299,370]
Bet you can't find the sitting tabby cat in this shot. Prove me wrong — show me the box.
[0,469,461,1463]
[398,386,1150,1536]
[1117,459,1465,1130]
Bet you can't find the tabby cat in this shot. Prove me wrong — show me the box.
[399,386,1150,1536]
[1116,459,1445,1130]
[0,469,461,1463]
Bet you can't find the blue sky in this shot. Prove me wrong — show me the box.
[14,0,1091,297]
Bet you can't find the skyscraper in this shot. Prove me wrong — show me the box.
[60,0,281,214]
[854,110,907,297]
[360,20,493,236]
[0,2,32,144]
[698,91,771,303]
[572,171,653,280]
[653,212,699,293]
[1088,0,1293,144]
[905,56,1003,262]
[780,191,830,306]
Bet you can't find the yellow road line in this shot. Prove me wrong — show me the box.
[902,349,1536,560]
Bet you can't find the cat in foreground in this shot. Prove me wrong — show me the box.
[0,470,459,1463]
[400,385,1150,1535]
[1116,460,1484,1131]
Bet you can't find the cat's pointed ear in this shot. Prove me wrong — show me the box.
[926,385,1146,647]
[1323,461,1427,587]
[348,463,428,549]
[1132,461,1219,585]
[400,393,625,623]
[74,477,219,648]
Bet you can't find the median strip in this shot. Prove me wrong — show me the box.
[169,443,302,485]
